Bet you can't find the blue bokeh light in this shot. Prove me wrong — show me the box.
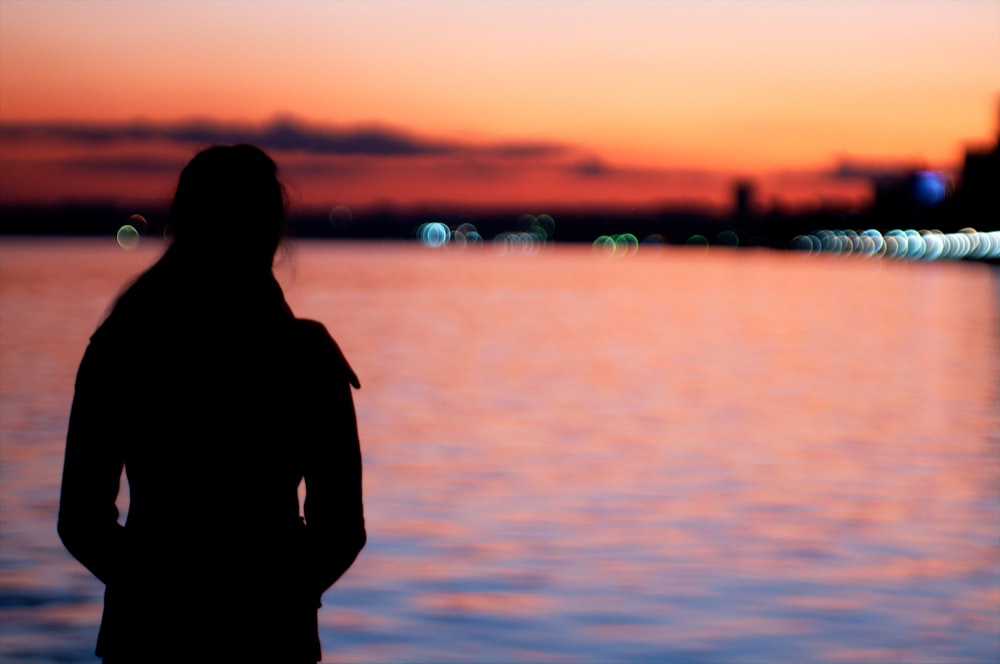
[913,171,948,207]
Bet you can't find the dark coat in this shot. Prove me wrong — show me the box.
[58,250,366,663]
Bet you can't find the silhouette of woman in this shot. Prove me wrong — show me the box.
[58,145,366,663]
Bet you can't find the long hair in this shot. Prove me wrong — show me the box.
[168,144,289,270]
[103,145,291,325]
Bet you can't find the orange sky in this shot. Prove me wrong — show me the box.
[0,0,997,209]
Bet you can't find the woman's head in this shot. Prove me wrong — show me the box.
[169,144,287,270]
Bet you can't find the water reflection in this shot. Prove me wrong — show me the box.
[1,240,998,663]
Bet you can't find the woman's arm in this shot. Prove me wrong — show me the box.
[57,341,127,585]
[297,322,367,599]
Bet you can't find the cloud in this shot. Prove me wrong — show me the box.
[563,157,723,186]
[56,155,183,174]
[825,157,932,181]
[0,118,886,209]
[568,158,614,177]
[0,117,566,160]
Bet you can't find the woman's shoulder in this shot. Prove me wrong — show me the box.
[290,318,361,389]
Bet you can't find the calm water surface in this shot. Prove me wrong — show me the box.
[1,239,998,663]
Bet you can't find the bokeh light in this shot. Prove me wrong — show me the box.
[592,235,616,256]
[416,222,450,248]
[592,233,640,258]
[515,213,555,243]
[912,170,949,207]
[452,223,483,247]
[535,214,556,240]
[329,205,353,229]
[494,231,541,255]
[790,234,820,254]
[127,213,148,232]
[791,227,1000,261]
[858,229,885,257]
[716,230,739,247]
[686,235,709,254]
[116,225,140,250]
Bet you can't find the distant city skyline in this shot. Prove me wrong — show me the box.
[1,1,997,209]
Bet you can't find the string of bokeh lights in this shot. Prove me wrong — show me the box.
[413,217,1000,261]
[789,227,1000,261]
[409,169,998,260]
[116,208,998,262]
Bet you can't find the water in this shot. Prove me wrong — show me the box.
[1,238,998,663]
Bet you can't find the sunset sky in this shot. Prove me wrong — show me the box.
[1,0,997,211]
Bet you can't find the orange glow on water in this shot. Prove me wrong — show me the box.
[1,240,998,660]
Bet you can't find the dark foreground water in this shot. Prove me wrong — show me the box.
[1,238,998,663]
